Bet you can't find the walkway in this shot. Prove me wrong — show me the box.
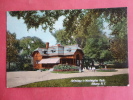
[7,68,128,88]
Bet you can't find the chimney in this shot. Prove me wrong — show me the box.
[57,44,60,46]
[46,42,49,49]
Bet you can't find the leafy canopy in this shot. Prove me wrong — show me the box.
[19,36,46,56]
[9,7,127,63]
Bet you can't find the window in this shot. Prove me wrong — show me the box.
[51,48,56,53]
[44,51,47,54]
[36,60,40,64]
[67,48,71,52]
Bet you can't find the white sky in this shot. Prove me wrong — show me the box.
[7,12,65,46]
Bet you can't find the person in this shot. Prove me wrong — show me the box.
[89,66,92,70]
[80,64,84,72]
[92,66,96,72]
[104,64,107,69]
[79,64,82,72]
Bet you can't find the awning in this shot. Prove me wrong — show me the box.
[38,57,60,64]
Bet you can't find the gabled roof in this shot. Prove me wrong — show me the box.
[33,47,48,56]
[32,44,83,56]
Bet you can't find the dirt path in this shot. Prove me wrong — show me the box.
[7,68,128,88]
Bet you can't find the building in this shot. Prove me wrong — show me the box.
[31,42,84,69]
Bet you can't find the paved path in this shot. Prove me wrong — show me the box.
[7,68,128,88]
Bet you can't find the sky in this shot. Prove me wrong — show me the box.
[7,12,65,46]
[7,11,112,46]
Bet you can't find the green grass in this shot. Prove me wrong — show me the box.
[52,71,79,74]
[96,69,118,72]
[17,74,129,87]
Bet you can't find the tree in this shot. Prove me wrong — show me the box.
[52,29,76,45]
[109,36,127,63]
[7,34,46,71]
[6,31,20,70]
[18,36,46,70]
[9,8,127,63]
[9,8,127,34]
[109,16,127,63]
[50,8,126,47]
[19,36,46,57]
[84,34,112,64]
[9,10,65,32]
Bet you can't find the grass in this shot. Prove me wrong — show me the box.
[96,69,118,72]
[52,71,79,74]
[17,74,129,87]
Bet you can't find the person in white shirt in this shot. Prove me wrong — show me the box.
[92,66,96,72]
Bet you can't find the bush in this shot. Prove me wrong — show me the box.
[105,62,128,68]
[54,64,79,71]
[23,63,33,71]
[41,69,49,71]
[114,62,128,68]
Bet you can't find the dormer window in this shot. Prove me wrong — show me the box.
[67,48,71,52]
[51,48,56,53]
[44,51,47,54]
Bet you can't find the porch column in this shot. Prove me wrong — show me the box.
[60,59,62,64]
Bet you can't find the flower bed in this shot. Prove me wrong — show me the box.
[53,64,79,71]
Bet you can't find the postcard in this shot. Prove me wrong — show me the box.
[6,7,129,88]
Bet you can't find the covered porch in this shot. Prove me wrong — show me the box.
[39,57,60,69]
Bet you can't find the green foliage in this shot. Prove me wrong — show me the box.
[109,38,128,62]
[52,29,76,45]
[9,8,127,34]
[17,36,46,71]
[54,64,79,71]
[7,31,20,70]
[7,32,19,61]
[109,17,127,62]
[23,63,33,71]
[52,71,79,74]
[84,34,112,64]
[9,7,127,64]
[113,62,128,68]
[17,74,128,87]
[41,69,49,71]
[20,36,45,56]
[9,10,65,32]
[6,63,22,71]
[6,32,46,71]
[97,68,117,72]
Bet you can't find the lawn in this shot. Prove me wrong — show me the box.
[96,69,118,72]
[52,71,79,74]
[17,74,129,87]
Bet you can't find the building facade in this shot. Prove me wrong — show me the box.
[32,42,84,69]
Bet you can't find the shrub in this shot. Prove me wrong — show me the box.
[41,69,49,71]
[23,63,33,71]
[114,62,128,68]
[53,64,79,71]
